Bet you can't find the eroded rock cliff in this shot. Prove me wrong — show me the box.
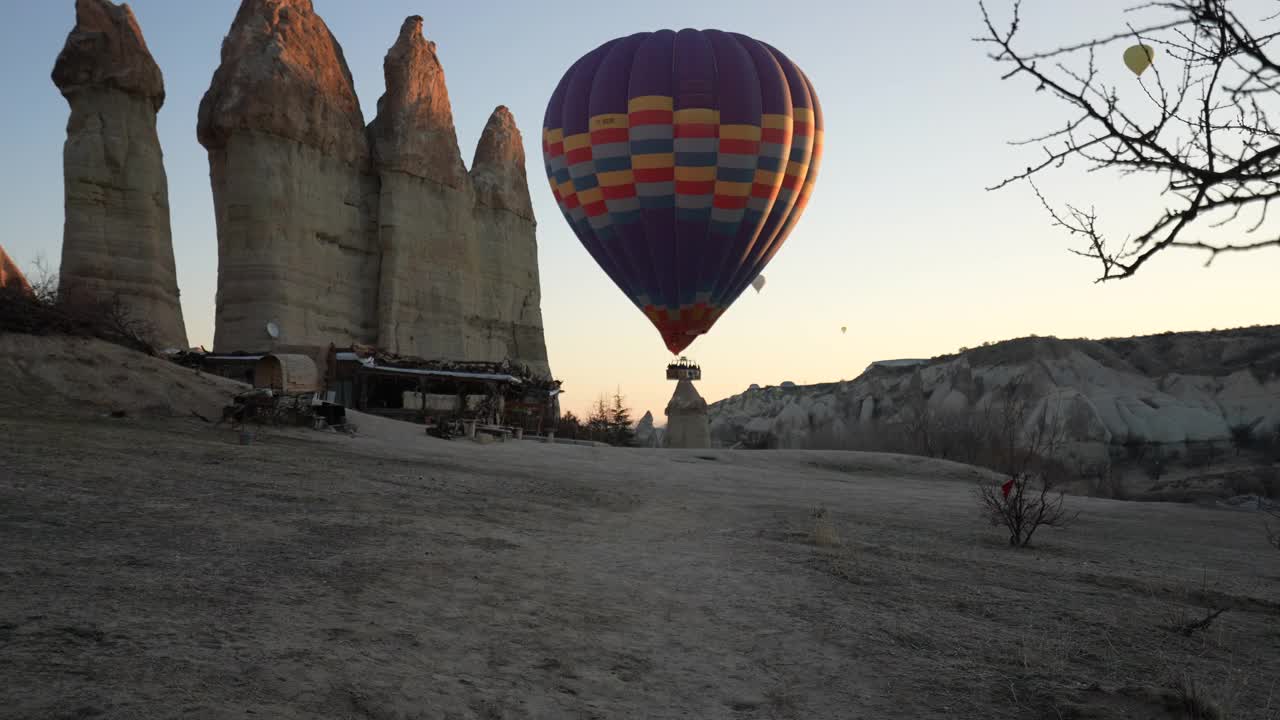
[52,0,187,349]
[198,0,379,352]
[709,327,1280,467]
[200,5,550,376]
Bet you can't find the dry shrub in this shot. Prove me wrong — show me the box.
[0,262,157,355]
[1164,676,1224,720]
[974,377,1078,547]
[810,507,841,548]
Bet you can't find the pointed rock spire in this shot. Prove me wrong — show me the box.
[0,245,31,295]
[369,16,467,186]
[471,105,534,220]
[52,0,164,110]
[198,0,368,165]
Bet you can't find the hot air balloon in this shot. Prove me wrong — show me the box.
[1123,44,1154,76]
[542,30,823,354]
[840,326,847,334]
[751,275,766,293]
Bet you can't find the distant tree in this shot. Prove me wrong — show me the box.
[608,388,635,447]
[585,394,612,443]
[979,1,1280,281]
[558,410,583,440]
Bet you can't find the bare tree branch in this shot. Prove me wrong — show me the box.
[979,0,1280,280]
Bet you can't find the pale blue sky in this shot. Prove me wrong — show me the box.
[2,1,1275,420]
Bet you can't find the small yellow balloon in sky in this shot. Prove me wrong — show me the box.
[1123,44,1155,76]
[840,326,847,334]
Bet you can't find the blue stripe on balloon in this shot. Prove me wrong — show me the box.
[677,208,712,222]
[592,155,632,173]
[608,209,643,225]
[676,151,718,167]
[631,138,674,155]
[716,166,756,183]
[572,174,599,191]
[756,155,782,172]
[640,195,676,209]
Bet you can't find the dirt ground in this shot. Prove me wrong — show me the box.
[2,399,1278,719]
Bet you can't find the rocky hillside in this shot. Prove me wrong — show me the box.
[709,326,1280,469]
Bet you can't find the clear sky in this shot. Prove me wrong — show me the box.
[2,1,1275,422]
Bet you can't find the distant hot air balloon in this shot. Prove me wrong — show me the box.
[840,326,847,334]
[1123,44,1155,76]
[751,275,766,293]
[542,30,823,354]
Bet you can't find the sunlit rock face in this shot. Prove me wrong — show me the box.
[199,5,549,374]
[710,329,1280,466]
[53,0,188,349]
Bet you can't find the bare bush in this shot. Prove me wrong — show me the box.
[974,377,1079,547]
[0,264,157,356]
[810,507,842,548]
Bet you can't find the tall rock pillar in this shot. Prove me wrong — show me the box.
[665,379,711,449]
[470,106,551,378]
[52,0,188,349]
[198,0,379,353]
[367,16,477,360]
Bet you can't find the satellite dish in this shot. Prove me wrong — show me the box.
[266,321,280,339]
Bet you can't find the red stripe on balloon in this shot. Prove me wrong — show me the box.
[565,147,593,165]
[761,128,788,144]
[633,167,674,183]
[675,123,717,139]
[584,201,609,217]
[601,184,637,200]
[590,127,629,144]
[713,195,749,210]
[630,109,673,125]
[751,182,778,198]
[718,139,760,155]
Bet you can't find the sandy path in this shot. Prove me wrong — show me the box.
[1,411,1278,719]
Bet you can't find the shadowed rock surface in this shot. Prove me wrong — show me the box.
[52,0,187,349]
[367,15,476,361]
[666,379,710,449]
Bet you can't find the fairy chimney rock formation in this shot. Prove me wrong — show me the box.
[52,0,188,349]
[470,105,549,376]
[199,0,379,352]
[368,16,467,185]
[199,5,551,377]
[0,245,32,295]
[665,379,711,449]
[471,106,534,219]
[369,16,475,359]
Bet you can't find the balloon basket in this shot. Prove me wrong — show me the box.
[666,356,701,381]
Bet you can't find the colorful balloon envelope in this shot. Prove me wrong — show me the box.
[542,30,823,354]
[1123,44,1154,76]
